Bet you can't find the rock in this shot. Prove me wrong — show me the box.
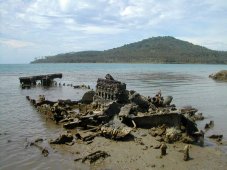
[129,93,149,111]
[204,120,214,130]
[38,95,45,103]
[181,134,195,144]
[42,148,49,157]
[193,130,204,146]
[183,145,190,161]
[103,102,121,117]
[100,125,132,140]
[208,134,223,139]
[151,90,164,107]
[119,104,133,117]
[81,90,95,104]
[180,106,198,116]
[156,126,166,136]
[154,144,161,149]
[160,143,167,156]
[163,96,173,106]
[165,127,181,143]
[105,74,114,80]
[209,70,227,81]
[35,138,43,143]
[155,136,164,142]
[193,112,204,121]
[80,150,110,164]
[149,128,157,137]
[63,120,81,129]
[50,132,73,144]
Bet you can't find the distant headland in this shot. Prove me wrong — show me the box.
[31,36,227,64]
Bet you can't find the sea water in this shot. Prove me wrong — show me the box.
[0,63,227,169]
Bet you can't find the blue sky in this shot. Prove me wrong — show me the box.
[0,0,227,64]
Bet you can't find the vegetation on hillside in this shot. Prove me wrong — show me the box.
[31,36,227,64]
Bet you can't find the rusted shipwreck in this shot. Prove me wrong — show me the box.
[26,74,203,144]
[19,73,62,88]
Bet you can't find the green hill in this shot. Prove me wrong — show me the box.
[31,36,227,64]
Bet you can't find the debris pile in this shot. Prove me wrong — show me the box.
[26,74,203,144]
[25,74,220,164]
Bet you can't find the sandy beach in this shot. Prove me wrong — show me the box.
[48,128,227,170]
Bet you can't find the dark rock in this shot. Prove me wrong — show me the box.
[209,70,227,81]
[208,134,223,139]
[160,143,167,156]
[193,130,204,146]
[35,138,43,143]
[50,132,73,144]
[63,120,82,129]
[103,102,121,117]
[193,112,204,121]
[204,120,214,130]
[42,148,49,157]
[105,74,114,80]
[129,93,149,111]
[151,90,164,107]
[81,150,110,164]
[81,90,95,104]
[180,106,198,116]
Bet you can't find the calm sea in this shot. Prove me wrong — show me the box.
[0,63,227,169]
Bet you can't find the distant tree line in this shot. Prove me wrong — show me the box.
[31,36,227,64]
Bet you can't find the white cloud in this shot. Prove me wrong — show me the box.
[58,0,70,11]
[120,5,144,18]
[0,0,227,63]
[0,39,35,48]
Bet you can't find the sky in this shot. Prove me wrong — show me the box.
[0,0,227,64]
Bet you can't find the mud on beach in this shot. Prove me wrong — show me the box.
[24,74,227,170]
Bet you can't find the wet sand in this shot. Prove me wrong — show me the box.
[50,128,227,170]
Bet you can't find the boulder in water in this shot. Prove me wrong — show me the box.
[209,70,227,81]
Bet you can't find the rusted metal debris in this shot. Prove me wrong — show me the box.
[26,74,204,145]
[19,73,62,88]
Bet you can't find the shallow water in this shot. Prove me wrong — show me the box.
[0,63,227,169]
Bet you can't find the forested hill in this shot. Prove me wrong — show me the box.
[31,36,227,64]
